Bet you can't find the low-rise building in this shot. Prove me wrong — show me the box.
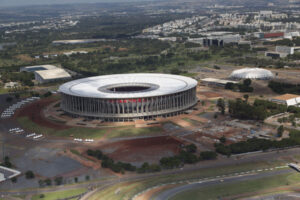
[34,68,71,83]
[4,82,19,89]
[201,78,238,87]
[270,94,300,106]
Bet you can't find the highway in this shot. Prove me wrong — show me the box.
[152,168,293,200]
[0,143,299,198]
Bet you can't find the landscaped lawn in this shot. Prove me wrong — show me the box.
[31,188,87,200]
[17,116,163,139]
[106,126,163,138]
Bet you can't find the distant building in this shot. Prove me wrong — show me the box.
[265,46,294,59]
[264,32,284,38]
[201,78,238,87]
[34,69,71,84]
[63,51,88,56]
[20,65,71,83]
[270,94,300,106]
[276,46,294,55]
[265,51,287,58]
[4,82,19,89]
[230,68,274,80]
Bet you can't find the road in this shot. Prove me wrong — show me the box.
[1,145,299,197]
[153,168,293,200]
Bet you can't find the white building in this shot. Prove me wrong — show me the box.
[34,68,71,83]
[230,68,274,80]
[276,46,294,55]
[4,82,19,89]
[270,94,300,106]
[201,78,238,87]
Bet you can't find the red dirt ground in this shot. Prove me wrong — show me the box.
[15,98,69,130]
[100,136,184,164]
[201,91,222,99]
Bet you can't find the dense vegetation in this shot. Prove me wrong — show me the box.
[228,98,287,121]
[268,81,300,94]
[87,145,217,173]
[225,78,253,93]
[215,130,300,156]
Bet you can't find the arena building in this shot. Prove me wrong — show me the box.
[230,68,274,80]
[58,73,198,121]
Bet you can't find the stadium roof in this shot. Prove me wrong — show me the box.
[230,68,274,79]
[35,68,71,80]
[59,73,198,98]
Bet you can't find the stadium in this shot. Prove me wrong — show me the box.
[230,68,274,80]
[59,73,198,121]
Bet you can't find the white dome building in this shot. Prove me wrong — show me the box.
[230,68,274,80]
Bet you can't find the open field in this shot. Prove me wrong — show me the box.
[170,173,300,200]
[31,188,87,200]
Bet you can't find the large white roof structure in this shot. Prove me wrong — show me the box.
[35,69,71,81]
[230,68,274,80]
[59,73,198,99]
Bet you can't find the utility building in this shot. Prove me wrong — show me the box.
[270,94,300,106]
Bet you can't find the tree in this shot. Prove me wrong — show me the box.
[243,79,251,87]
[2,156,12,168]
[54,177,63,185]
[6,96,13,103]
[217,98,225,115]
[277,125,284,137]
[25,170,35,179]
[199,151,217,160]
[243,94,249,102]
[185,144,197,153]
[219,136,226,144]
[11,177,17,183]
[225,82,234,90]
[45,178,52,186]
[74,177,78,183]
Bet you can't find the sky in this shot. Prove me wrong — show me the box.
[0,0,151,7]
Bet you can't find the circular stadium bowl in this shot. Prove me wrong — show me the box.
[58,73,198,121]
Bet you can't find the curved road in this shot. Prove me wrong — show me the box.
[153,168,293,200]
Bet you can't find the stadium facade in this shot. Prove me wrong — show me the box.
[59,73,198,121]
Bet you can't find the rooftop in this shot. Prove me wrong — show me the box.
[59,73,197,99]
[35,68,71,80]
[272,94,300,101]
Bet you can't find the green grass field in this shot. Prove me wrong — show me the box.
[17,116,163,139]
[88,161,287,200]
[31,188,87,200]
[106,126,162,138]
[171,173,300,200]
[182,118,203,126]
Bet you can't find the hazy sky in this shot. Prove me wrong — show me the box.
[0,0,149,7]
